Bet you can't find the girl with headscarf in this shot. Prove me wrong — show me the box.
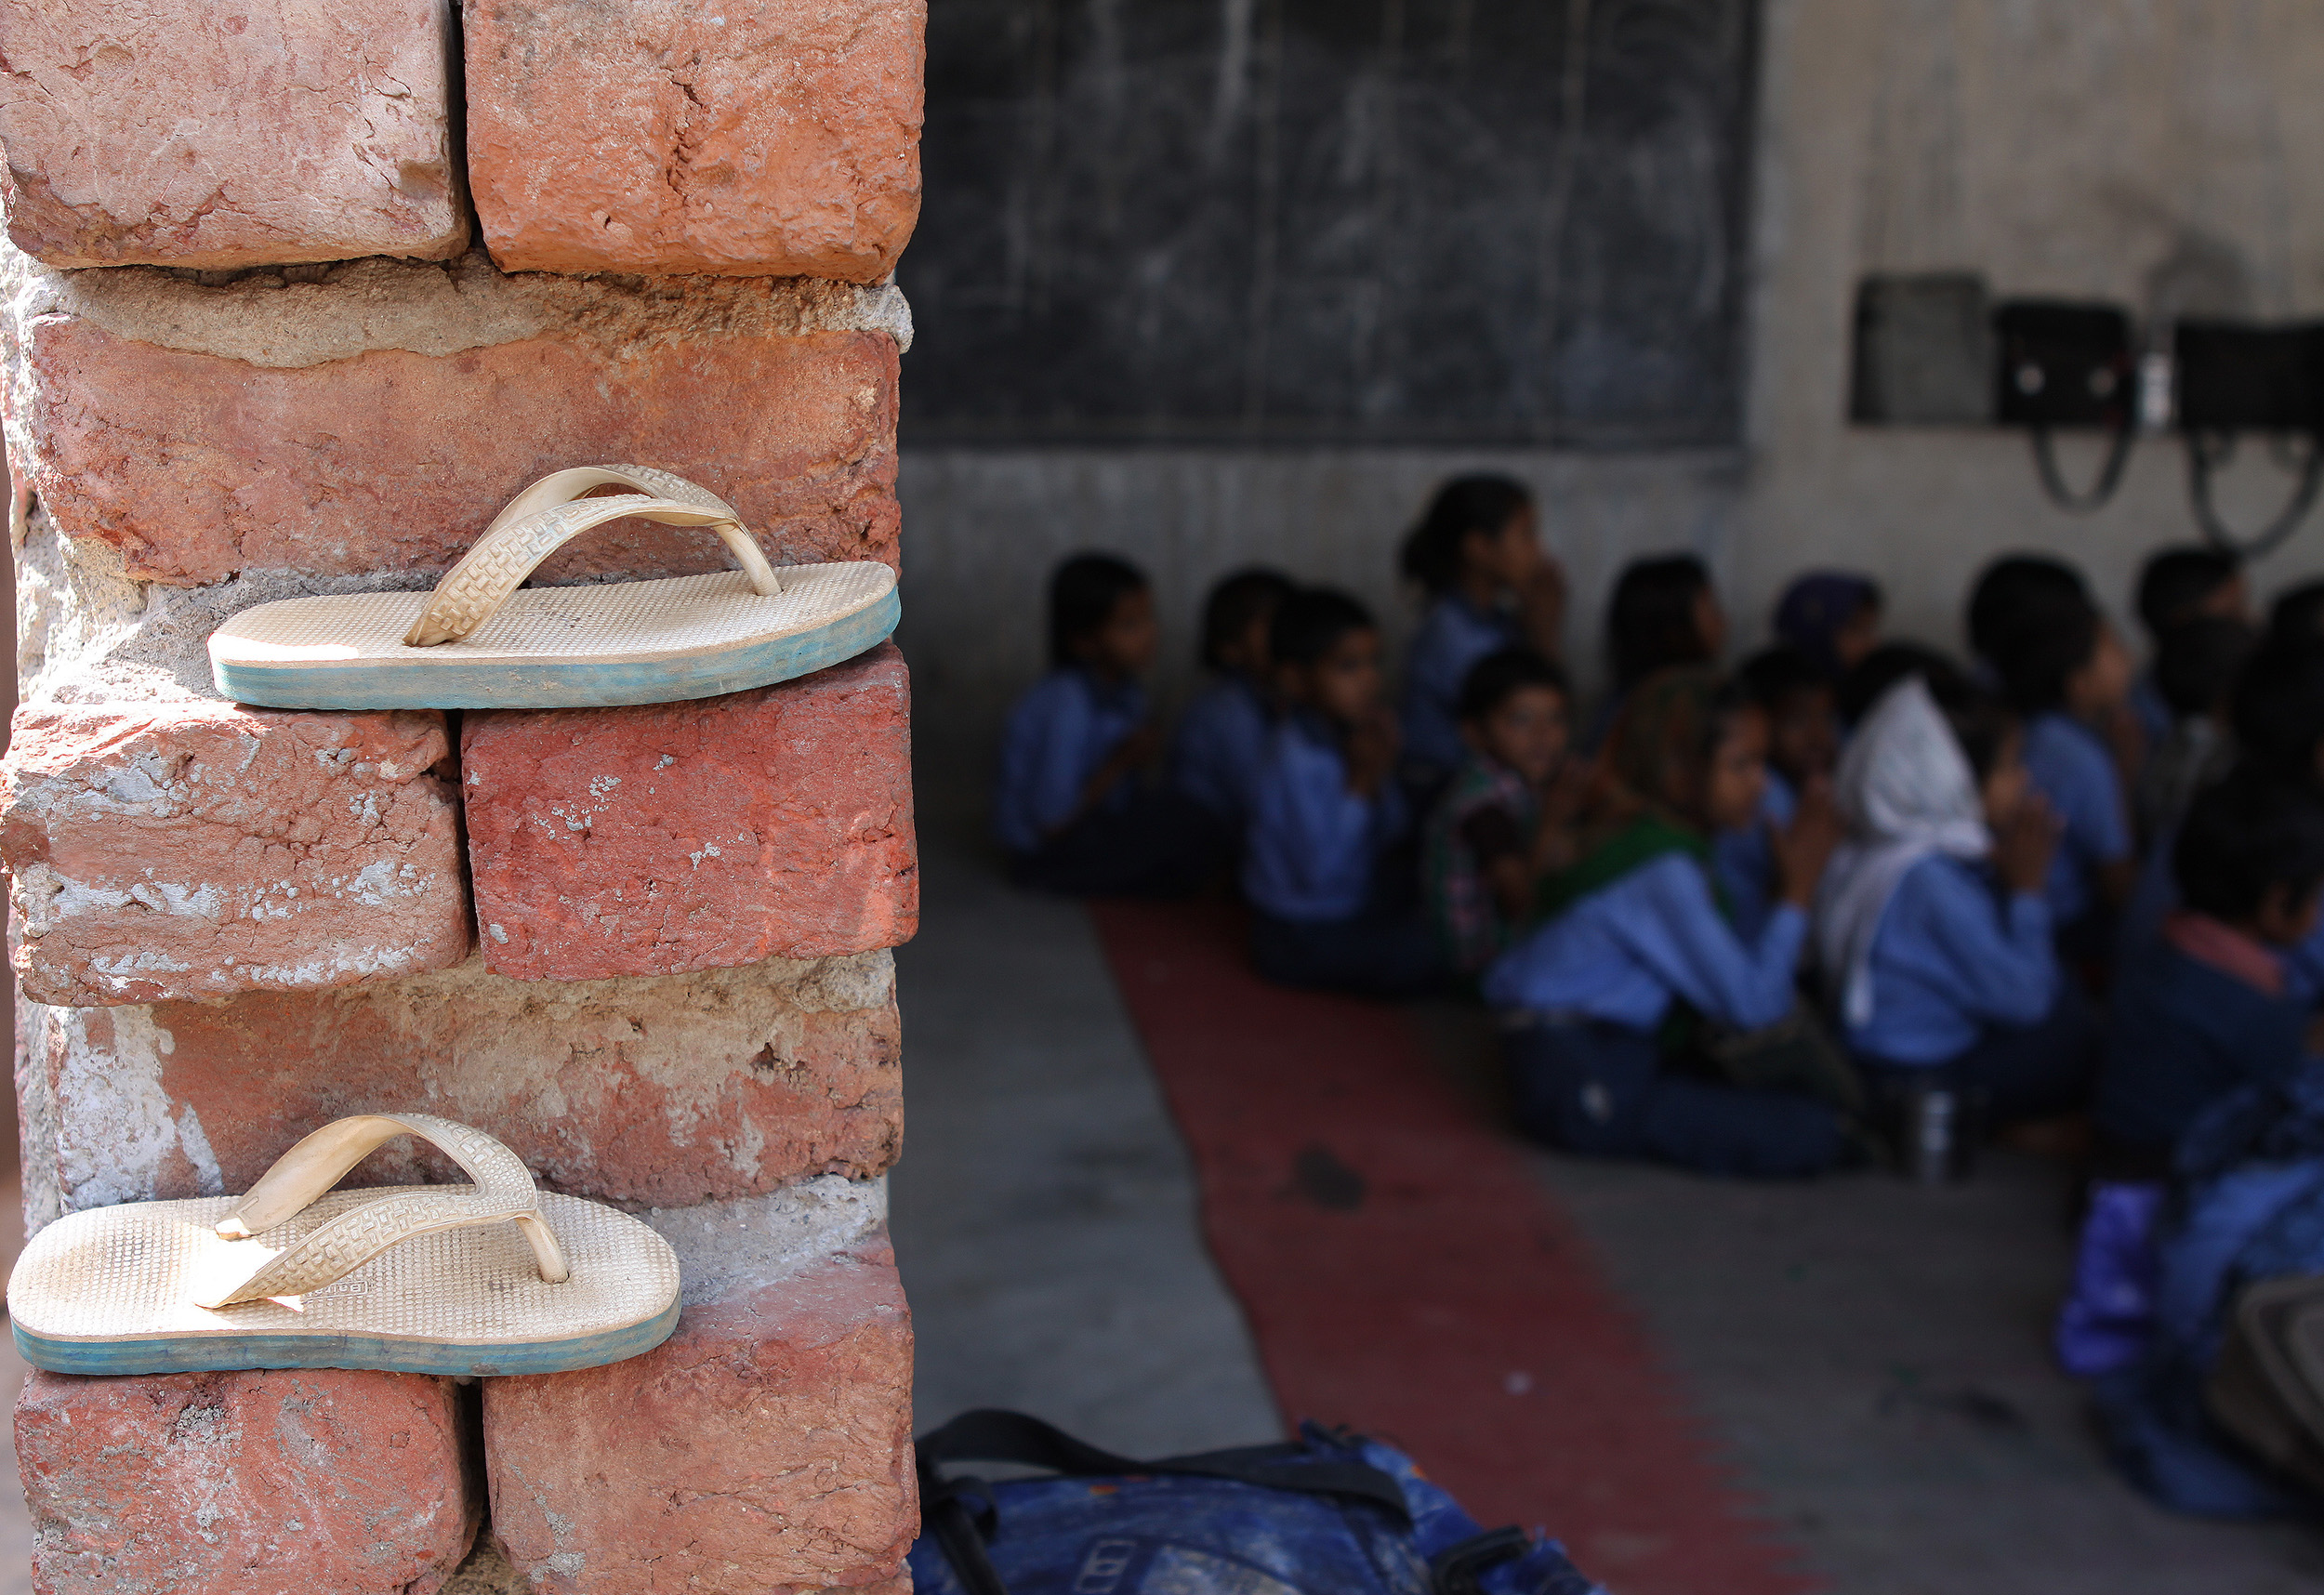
[1816,672,2095,1125]
[1482,666,1849,1177]
[1396,477,1565,802]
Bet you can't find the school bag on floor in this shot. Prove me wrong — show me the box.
[2092,1071,2324,1516]
[908,1408,1604,1595]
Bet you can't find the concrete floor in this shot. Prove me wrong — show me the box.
[891,797,2324,1592]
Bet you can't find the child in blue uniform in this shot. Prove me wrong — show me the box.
[1420,648,1580,976]
[1967,556,2139,963]
[996,554,1226,896]
[1484,667,1848,1177]
[1715,647,1838,942]
[2232,636,2324,996]
[2059,771,2324,1377]
[1396,477,1564,798]
[1816,673,2094,1127]
[1171,567,1294,831]
[2129,546,2246,751]
[1244,588,1442,997]
[1586,555,1727,750]
[2100,773,2324,1160]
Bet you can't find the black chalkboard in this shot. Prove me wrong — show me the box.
[900,0,1759,447]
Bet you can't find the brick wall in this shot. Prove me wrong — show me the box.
[0,4,926,1589]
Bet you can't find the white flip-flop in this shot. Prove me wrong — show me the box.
[208,465,899,709]
[8,1113,680,1377]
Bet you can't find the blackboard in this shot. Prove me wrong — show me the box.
[900,0,1760,447]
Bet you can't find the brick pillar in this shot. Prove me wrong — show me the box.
[0,4,926,1589]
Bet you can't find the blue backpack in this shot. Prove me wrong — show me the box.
[908,1410,1604,1595]
[2094,1071,2324,1516]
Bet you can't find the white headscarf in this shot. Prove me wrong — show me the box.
[1815,675,1992,1027]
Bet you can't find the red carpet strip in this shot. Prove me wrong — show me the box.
[1087,897,1814,1595]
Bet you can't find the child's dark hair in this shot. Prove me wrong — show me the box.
[1398,476,1534,596]
[2270,580,2324,648]
[1974,564,2101,715]
[1270,587,1377,667]
[1605,554,1716,691]
[1773,572,1882,679]
[2231,634,2324,786]
[1458,647,1569,723]
[1966,555,2089,666]
[1199,567,1295,670]
[1737,645,1830,713]
[1924,672,2019,783]
[2136,546,2240,637]
[2173,769,2324,923]
[1836,640,1964,727]
[1048,553,1149,667]
[2156,616,2256,718]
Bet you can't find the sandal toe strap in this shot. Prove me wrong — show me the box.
[196,1113,570,1310]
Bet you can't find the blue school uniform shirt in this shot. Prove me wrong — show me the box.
[1844,853,2057,1066]
[2130,669,2172,757]
[992,667,1146,855]
[1241,713,1409,923]
[1171,673,1274,827]
[1481,851,1805,1034]
[2098,941,2307,1155]
[1400,595,1524,777]
[2022,711,2133,927]
[1713,771,1796,944]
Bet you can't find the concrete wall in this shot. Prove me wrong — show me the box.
[898,0,2324,765]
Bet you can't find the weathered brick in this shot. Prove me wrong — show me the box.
[2,255,906,587]
[463,0,923,282]
[0,702,467,1007]
[17,1366,477,1595]
[0,0,466,269]
[463,644,916,982]
[486,1193,914,1595]
[16,950,902,1225]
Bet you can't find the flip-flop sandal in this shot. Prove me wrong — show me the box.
[207,464,899,709]
[7,1113,680,1377]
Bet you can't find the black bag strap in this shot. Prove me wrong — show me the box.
[916,1408,1414,1522]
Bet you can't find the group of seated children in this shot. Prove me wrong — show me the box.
[994,484,2324,1205]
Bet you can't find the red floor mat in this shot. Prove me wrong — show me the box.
[1088,897,1813,1595]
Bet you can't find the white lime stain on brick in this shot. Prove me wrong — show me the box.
[26,1003,221,1225]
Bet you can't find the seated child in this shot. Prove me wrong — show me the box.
[2059,772,2324,1378]
[995,554,1226,896]
[1171,566,1295,830]
[2115,615,2255,961]
[2134,614,2252,845]
[1817,673,2095,1127]
[1483,666,1848,1178]
[1586,554,1727,749]
[1773,571,1883,681]
[2130,546,2246,748]
[1967,556,2138,958]
[1397,476,1563,796]
[1420,648,1581,976]
[2098,771,2324,1164]
[1716,647,1839,940]
[1244,588,1443,997]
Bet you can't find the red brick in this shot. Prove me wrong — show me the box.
[485,1232,914,1595]
[18,950,901,1221]
[10,287,900,587]
[17,1366,477,1595]
[0,702,466,1007]
[463,644,916,982]
[0,0,465,269]
[463,0,922,282]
